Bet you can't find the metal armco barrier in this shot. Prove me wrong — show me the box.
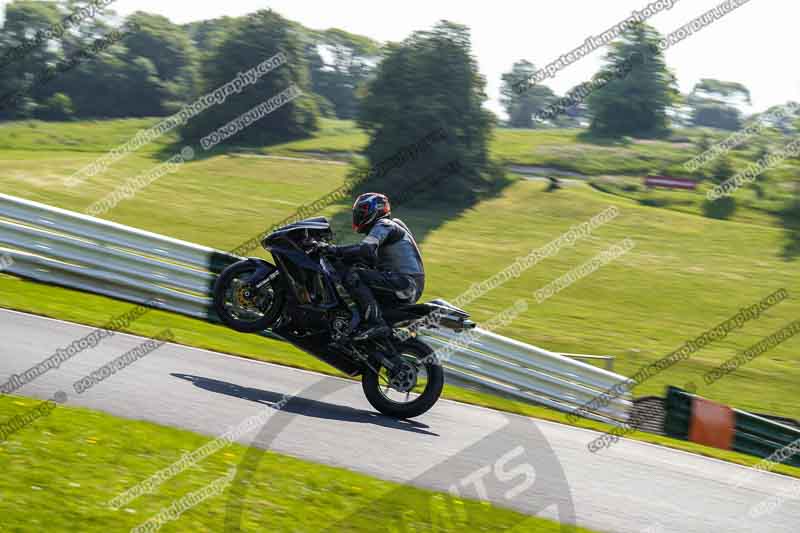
[422,328,631,421]
[560,352,615,371]
[0,193,632,423]
[664,386,800,465]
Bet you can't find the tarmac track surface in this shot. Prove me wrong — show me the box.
[1,308,798,533]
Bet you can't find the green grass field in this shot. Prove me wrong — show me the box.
[2,117,800,477]
[0,395,592,532]
[265,118,368,158]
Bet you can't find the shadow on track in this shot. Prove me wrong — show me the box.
[171,373,439,436]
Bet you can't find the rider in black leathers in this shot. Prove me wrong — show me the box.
[319,192,425,340]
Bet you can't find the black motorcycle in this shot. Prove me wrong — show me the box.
[212,217,474,418]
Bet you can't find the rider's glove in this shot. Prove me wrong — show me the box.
[314,242,340,257]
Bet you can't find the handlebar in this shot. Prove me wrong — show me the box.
[305,239,336,257]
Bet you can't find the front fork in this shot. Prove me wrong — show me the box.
[245,258,279,288]
[321,257,362,334]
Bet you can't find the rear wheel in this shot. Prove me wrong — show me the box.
[213,260,285,333]
[361,339,444,419]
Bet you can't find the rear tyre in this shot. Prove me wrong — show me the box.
[361,338,444,419]
[213,260,285,333]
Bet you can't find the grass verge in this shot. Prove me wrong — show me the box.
[0,394,596,532]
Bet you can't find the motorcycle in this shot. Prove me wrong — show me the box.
[212,216,475,418]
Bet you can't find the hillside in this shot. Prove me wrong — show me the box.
[1,118,798,421]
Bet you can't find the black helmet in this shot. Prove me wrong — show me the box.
[352,192,390,233]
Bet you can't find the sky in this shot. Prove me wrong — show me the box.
[2,0,796,117]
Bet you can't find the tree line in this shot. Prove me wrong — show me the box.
[1,1,796,207]
[0,2,378,126]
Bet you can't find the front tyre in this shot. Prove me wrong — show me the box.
[361,339,444,419]
[213,260,284,333]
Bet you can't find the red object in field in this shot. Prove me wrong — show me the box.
[644,176,697,190]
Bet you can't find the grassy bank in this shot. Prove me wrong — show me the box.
[0,394,592,532]
[2,117,800,476]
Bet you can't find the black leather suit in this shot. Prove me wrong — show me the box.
[332,217,425,323]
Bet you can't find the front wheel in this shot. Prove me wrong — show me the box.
[361,339,444,419]
[213,260,285,333]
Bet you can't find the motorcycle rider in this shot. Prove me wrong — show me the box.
[317,192,425,341]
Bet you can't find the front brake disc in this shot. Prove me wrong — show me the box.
[389,361,418,393]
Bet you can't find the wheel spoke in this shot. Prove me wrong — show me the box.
[373,352,430,405]
[223,272,277,324]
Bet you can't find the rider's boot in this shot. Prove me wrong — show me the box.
[344,269,391,341]
[352,302,390,341]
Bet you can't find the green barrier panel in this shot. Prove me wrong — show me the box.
[734,411,800,466]
[663,386,691,440]
[736,411,800,446]
[733,432,800,467]
[663,386,800,465]
[733,432,790,462]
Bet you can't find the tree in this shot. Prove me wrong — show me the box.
[785,151,800,235]
[184,16,241,60]
[586,23,677,138]
[547,83,591,128]
[0,0,60,66]
[689,79,750,130]
[187,19,379,121]
[35,92,74,120]
[0,0,62,120]
[754,102,800,134]
[703,195,736,220]
[305,28,380,120]
[180,9,318,146]
[0,0,172,120]
[500,61,555,128]
[703,155,737,220]
[691,102,742,130]
[311,93,336,118]
[358,21,499,201]
[50,39,167,118]
[709,155,735,185]
[124,13,196,82]
[123,12,199,107]
[692,79,750,105]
